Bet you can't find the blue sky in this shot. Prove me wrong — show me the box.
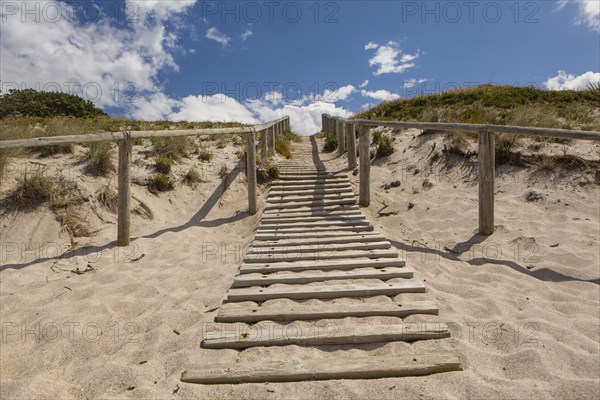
[1,0,599,133]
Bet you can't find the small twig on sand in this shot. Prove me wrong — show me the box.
[71,264,97,275]
[125,254,146,263]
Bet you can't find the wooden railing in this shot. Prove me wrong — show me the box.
[321,114,600,236]
[0,116,291,246]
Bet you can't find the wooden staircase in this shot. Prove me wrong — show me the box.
[181,137,462,384]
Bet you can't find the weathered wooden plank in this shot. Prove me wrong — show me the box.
[232,267,411,287]
[254,230,379,241]
[262,205,359,216]
[266,193,355,204]
[181,353,463,384]
[260,215,366,225]
[247,241,391,256]
[275,175,349,183]
[252,233,382,247]
[256,225,374,235]
[216,300,436,323]
[478,130,495,235]
[202,322,447,349]
[261,210,362,220]
[346,122,357,170]
[258,220,371,229]
[117,134,132,246]
[243,248,396,264]
[227,281,424,302]
[270,183,352,191]
[359,125,370,207]
[240,257,405,275]
[268,188,354,197]
[246,131,257,215]
[264,199,356,210]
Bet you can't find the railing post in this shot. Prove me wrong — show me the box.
[359,125,370,207]
[117,132,132,246]
[268,125,275,155]
[346,122,357,169]
[337,119,346,155]
[321,115,326,133]
[247,129,258,215]
[478,130,495,235]
[260,129,267,158]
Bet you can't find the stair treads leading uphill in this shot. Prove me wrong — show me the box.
[201,323,450,349]
[226,281,426,302]
[243,249,397,263]
[182,138,461,386]
[239,257,406,274]
[215,300,437,323]
[231,267,412,287]
[181,354,463,384]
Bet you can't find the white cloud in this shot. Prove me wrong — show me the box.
[558,0,600,31]
[206,27,231,46]
[364,42,379,50]
[321,85,357,102]
[366,41,419,75]
[403,78,428,89]
[246,100,351,135]
[240,29,254,41]
[361,103,374,110]
[359,80,369,88]
[0,0,194,109]
[360,89,401,101]
[171,95,258,123]
[544,70,600,90]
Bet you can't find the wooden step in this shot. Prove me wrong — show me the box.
[269,188,354,197]
[264,199,356,210]
[276,176,348,181]
[254,230,378,241]
[258,220,371,229]
[266,193,356,204]
[201,322,448,349]
[181,354,462,384]
[226,281,425,302]
[247,241,391,256]
[215,300,437,323]
[262,205,359,216]
[256,225,374,235]
[240,258,406,274]
[270,183,352,191]
[243,249,397,264]
[232,267,412,287]
[251,233,384,247]
[260,215,366,225]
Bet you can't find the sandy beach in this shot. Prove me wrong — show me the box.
[1,132,599,399]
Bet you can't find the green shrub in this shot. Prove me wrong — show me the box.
[0,89,106,118]
[148,173,175,192]
[183,167,202,186]
[375,134,394,158]
[323,134,338,152]
[199,148,213,162]
[154,157,174,174]
[84,142,114,176]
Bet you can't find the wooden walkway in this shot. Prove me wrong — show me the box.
[182,137,462,384]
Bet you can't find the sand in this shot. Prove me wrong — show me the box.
[1,131,599,399]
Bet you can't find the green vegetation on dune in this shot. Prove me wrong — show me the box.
[0,89,106,118]
[354,85,600,131]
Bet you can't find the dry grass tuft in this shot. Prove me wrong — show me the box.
[83,142,115,176]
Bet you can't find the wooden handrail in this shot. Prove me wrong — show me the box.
[0,116,290,246]
[321,113,600,236]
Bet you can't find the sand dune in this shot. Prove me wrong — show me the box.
[1,132,599,399]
